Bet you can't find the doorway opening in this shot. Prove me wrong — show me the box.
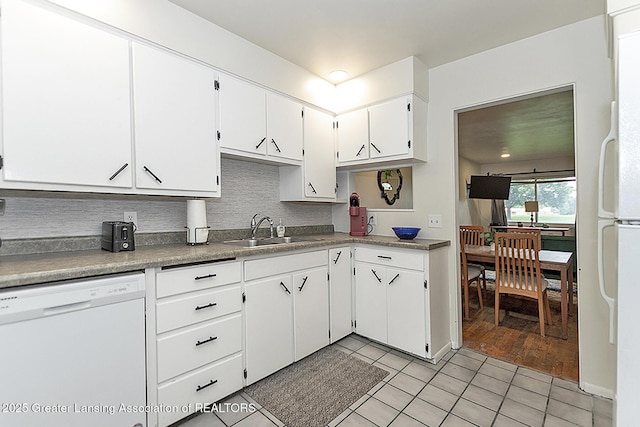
[456,85,579,381]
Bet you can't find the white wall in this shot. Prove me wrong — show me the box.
[335,57,428,113]
[47,0,336,110]
[330,15,613,396]
[458,157,484,226]
[428,17,613,396]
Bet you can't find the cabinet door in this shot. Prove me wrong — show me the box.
[218,74,267,156]
[293,267,329,360]
[336,108,369,163]
[244,276,294,384]
[329,247,352,342]
[1,0,132,188]
[266,93,303,161]
[303,108,336,199]
[368,97,410,159]
[354,263,387,343]
[132,43,219,193]
[386,268,426,357]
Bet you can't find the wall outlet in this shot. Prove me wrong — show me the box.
[428,214,442,228]
[368,213,377,226]
[124,211,138,227]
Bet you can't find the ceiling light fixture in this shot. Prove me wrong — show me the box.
[500,153,511,158]
[328,70,348,83]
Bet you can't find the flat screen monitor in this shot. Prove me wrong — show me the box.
[468,175,511,200]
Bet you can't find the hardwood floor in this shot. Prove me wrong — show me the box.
[462,287,579,382]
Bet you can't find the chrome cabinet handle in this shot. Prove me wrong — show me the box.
[256,137,266,149]
[371,269,382,283]
[271,139,281,152]
[143,166,162,183]
[108,163,128,181]
[196,379,218,392]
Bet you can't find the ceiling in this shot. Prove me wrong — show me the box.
[169,0,604,81]
[168,1,592,163]
[457,88,575,165]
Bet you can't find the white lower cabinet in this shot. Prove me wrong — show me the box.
[329,246,353,342]
[244,275,295,385]
[354,262,388,344]
[293,267,330,360]
[244,250,329,384]
[157,354,242,427]
[354,245,450,360]
[151,260,243,427]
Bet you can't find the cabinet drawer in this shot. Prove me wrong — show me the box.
[245,249,327,281]
[355,246,424,271]
[157,261,241,298]
[156,286,241,333]
[157,315,242,382]
[158,354,243,426]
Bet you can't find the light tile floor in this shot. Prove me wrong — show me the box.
[175,334,612,427]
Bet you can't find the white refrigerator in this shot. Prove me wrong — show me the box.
[598,29,640,427]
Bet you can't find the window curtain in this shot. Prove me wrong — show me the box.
[491,199,507,226]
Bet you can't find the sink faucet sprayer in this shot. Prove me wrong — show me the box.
[250,214,274,239]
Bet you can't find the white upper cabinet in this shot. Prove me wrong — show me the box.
[218,74,303,165]
[336,109,369,163]
[369,97,411,159]
[279,107,336,202]
[217,75,266,158]
[302,108,336,199]
[266,93,305,162]
[336,95,427,168]
[132,43,219,196]
[0,0,132,189]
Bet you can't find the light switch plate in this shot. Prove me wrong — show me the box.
[428,214,442,228]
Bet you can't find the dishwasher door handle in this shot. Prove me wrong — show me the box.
[43,301,92,316]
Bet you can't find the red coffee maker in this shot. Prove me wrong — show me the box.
[349,193,368,236]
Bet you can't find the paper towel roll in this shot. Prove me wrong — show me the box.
[186,199,208,244]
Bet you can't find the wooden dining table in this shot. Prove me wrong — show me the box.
[464,244,574,339]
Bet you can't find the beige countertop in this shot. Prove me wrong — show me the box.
[0,233,450,289]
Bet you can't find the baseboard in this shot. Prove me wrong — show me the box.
[581,381,614,399]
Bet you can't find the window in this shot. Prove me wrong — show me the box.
[506,177,576,224]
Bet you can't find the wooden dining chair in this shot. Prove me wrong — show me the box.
[506,227,542,247]
[459,225,487,295]
[460,240,484,320]
[460,225,485,246]
[494,232,552,337]
[460,225,487,320]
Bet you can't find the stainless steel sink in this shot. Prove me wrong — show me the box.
[223,236,321,248]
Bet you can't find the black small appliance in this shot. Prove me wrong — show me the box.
[101,221,135,252]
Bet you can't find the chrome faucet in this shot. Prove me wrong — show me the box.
[250,214,274,239]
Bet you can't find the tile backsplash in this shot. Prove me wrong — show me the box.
[0,158,333,241]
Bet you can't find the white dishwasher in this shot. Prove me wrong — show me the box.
[0,272,147,427]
